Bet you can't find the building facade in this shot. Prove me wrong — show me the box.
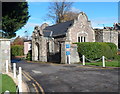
[95,24,119,47]
[32,12,95,63]
[32,12,118,64]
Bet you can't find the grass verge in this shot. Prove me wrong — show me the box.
[2,74,16,93]
[84,61,120,67]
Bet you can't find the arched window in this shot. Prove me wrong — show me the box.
[78,36,86,42]
[77,31,88,42]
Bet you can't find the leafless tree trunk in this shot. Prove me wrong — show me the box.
[47,0,74,24]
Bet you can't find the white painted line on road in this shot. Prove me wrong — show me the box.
[32,70,42,74]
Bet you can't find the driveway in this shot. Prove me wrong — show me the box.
[14,60,119,93]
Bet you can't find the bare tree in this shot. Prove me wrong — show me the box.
[47,0,74,24]
[62,11,79,22]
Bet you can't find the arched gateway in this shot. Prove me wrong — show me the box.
[32,26,47,62]
[34,42,39,61]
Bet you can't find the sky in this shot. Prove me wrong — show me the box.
[16,2,118,37]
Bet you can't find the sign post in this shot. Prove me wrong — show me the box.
[66,44,71,64]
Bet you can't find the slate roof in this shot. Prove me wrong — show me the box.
[43,30,52,37]
[114,23,120,30]
[43,20,74,37]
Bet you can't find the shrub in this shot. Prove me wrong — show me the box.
[105,42,117,55]
[11,45,24,56]
[26,50,32,61]
[114,54,120,61]
[75,42,117,61]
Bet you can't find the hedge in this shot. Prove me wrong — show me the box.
[75,42,117,60]
[11,45,24,56]
[105,42,117,55]
[26,50,32,61]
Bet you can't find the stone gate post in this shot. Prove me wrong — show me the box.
[0,39,11,72]
[61,41,80,64]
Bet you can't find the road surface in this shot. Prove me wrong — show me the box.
[14,60,119,93]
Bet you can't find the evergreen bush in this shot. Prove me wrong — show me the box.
[11,45,24,56]
[26,50,32,61]
[75,42,117,60]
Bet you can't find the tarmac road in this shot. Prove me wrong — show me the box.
[15,60,119,93]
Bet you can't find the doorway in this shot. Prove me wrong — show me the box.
[34,42,39,61]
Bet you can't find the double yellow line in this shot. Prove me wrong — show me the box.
[22,71,45,94]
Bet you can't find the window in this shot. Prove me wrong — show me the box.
[84,36,86,42]
[78,36,86,42]
[78,37,80,42]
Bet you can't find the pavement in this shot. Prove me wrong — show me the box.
[13,59,119,93]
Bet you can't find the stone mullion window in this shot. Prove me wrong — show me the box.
[78,36,86,42]
[84,36,86,42]
[78,37,80,42]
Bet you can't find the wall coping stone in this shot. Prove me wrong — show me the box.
[0,39,11,41]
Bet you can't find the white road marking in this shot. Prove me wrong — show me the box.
[32,70,42,74]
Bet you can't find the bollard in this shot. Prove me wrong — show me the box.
[4,90,10,94]
[13,63,16,78]
[6,60,8,73]
[68,55,71,64]
[102,56,105,67]
[82,55,85,65]
[18,67,22,93]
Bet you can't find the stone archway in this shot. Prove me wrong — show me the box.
[34,42,39,61]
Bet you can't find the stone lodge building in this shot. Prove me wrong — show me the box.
[32,12,118,64]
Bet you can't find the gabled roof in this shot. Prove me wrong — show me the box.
[43,30,52,37]
[43,20,74,37]
[114,23,120,30]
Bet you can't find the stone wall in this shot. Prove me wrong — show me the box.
[40,37,47,62]
[95,31,103,42]
[0,39,11,72]
[95,30,118,47]
[70,44,80,63]
[103,30,118,47]
[32,30,47,62]
[61,42,66,64]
